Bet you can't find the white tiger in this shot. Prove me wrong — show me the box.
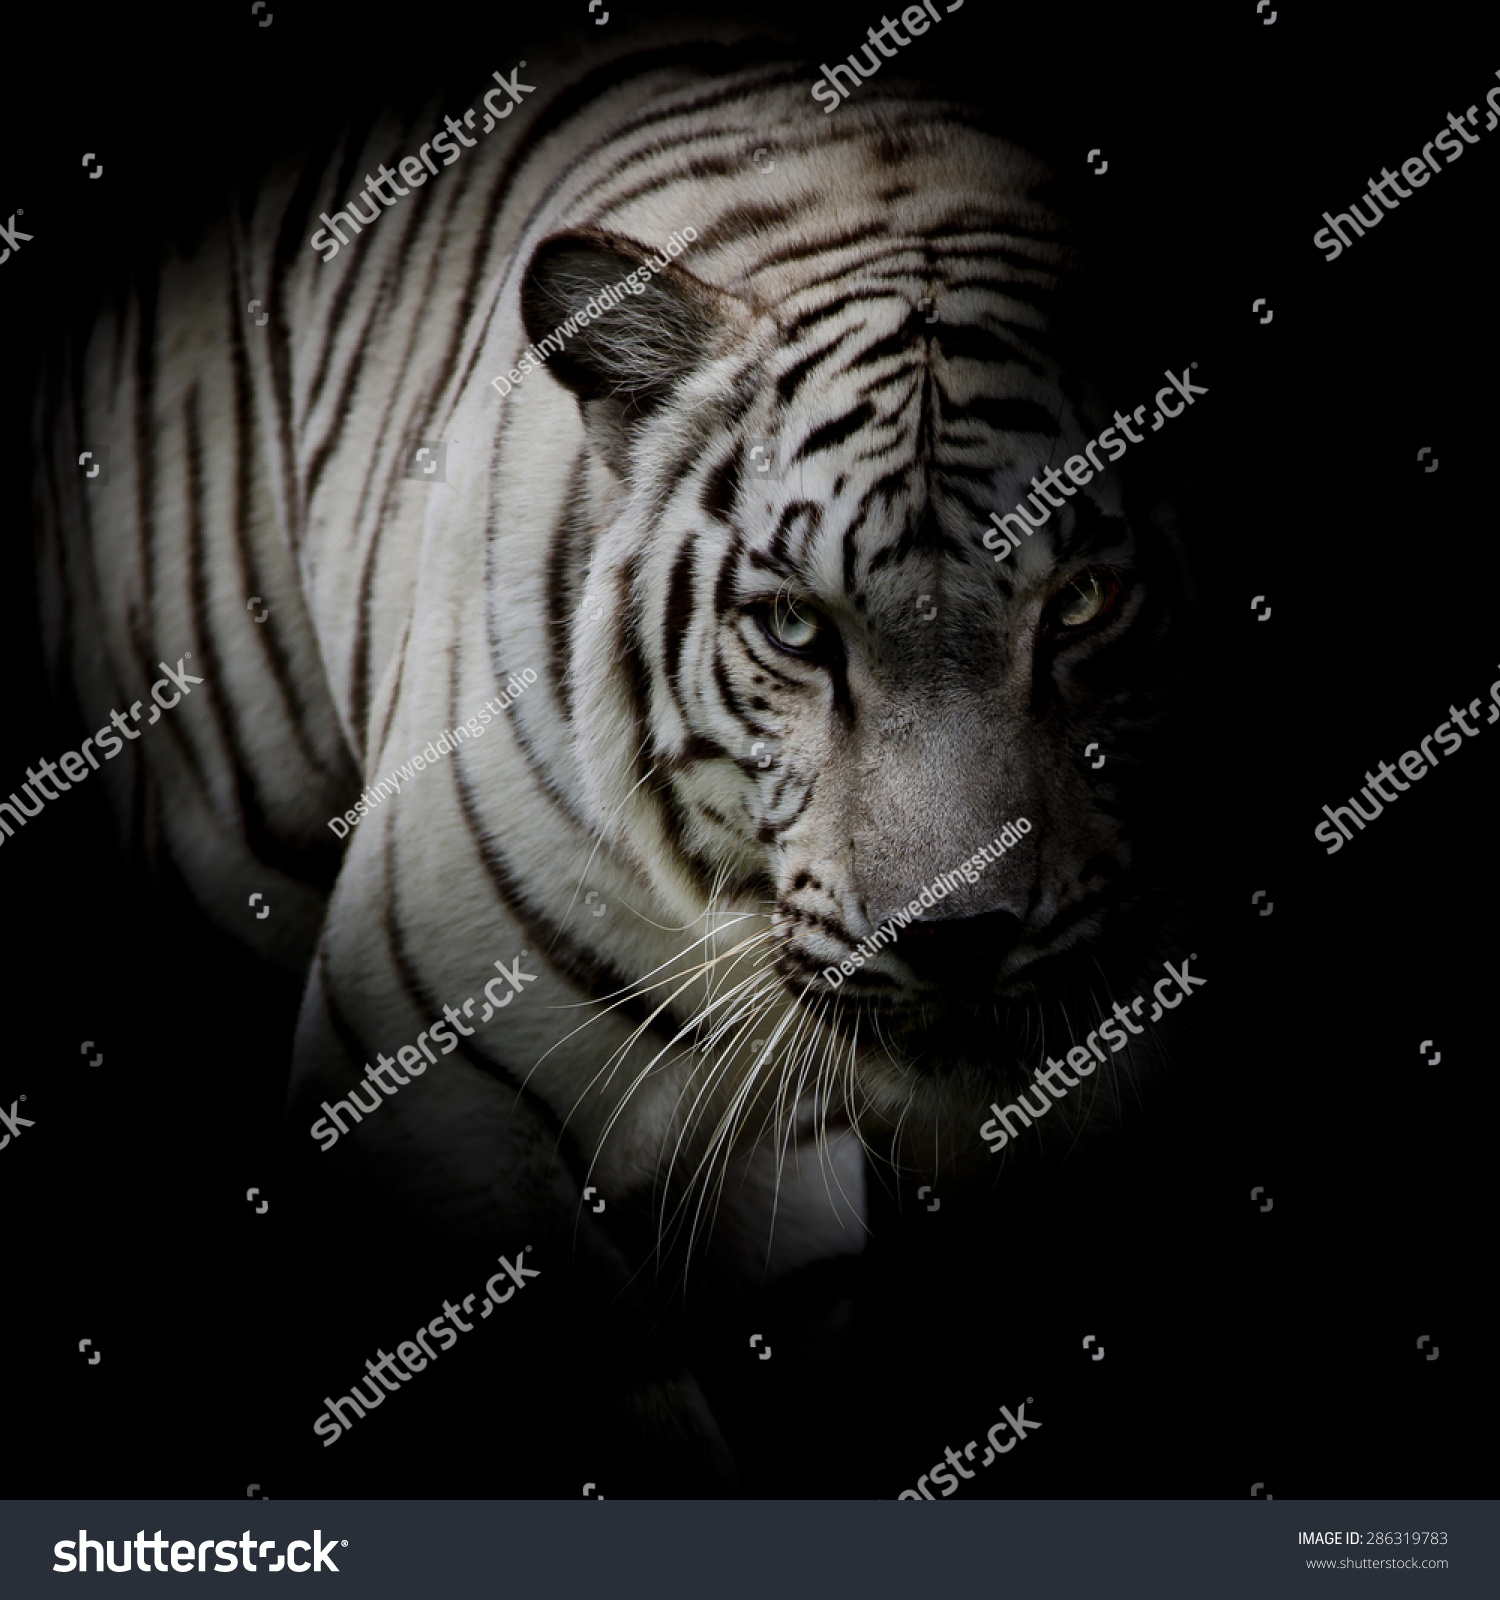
[35,23,1189,1481]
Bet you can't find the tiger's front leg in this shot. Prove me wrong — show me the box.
[285,839,744,1492]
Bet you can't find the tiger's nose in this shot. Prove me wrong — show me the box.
[883,907,1025,983]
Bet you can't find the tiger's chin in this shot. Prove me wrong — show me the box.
[768,887,1185,1178]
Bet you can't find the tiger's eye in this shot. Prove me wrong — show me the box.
[1055,573,1110,629]
[767,595,823,651]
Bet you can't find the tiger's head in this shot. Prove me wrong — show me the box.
[518,119,1191,1180]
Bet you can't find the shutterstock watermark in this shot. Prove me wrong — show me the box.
[0,1098,35,1152]
[980,367,1207,562]
[314,1248,542,1446]
[1314,68,1500,262]
[896,1398,1042,1498]
[54,1530,343,1573]
[1314,667,1500,854]
[491,229,697,397]
[0,657,202,854]
[310,953,539,1150]
[822,818,1033,988]
[811,3,967,113]
[310,64,536,262]
[980,954,1207,1153]
[0,208,34,265]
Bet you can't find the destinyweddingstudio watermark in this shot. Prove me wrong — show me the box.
[327,672,536,840]
[491,228,698,398]
[822,818,1033,988]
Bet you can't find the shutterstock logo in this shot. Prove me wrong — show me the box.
[53,1530,344,1573]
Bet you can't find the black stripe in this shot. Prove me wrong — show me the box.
[381,821,588,1166]
[712,528,745,619]
[131,264,159,647]
[303,108,385,414]
[772,500,820,568]
[618,549,656,795]
[185,385,348,887]
[840,501,872,598]
[746,547,797,582]
[661,732,732,771]
[758,784,814,842]
[793,401,875,465]
[482,473,598,837]
[782,296,871,341]
[700,444,742,524]
[711,645,771,735]
[544,446,592,724]
[663,533,697,694]
[562,60,816,214]
[346,519,383,770]
[952,394,1062,437]
[777,901,859,948]
[179,391,236,789]
[224,271,348,810]
[740,633,806,689]
[267,124,348,554]
[619,552,712,896]
[367,612,409,780]
[776,322,864,406]
[304,281,388,502]
[841,322,921,379]
[750,220,892,276]
[856,363,920,412]
[685,196,815,253]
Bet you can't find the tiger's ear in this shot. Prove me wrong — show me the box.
[519,229,749,473]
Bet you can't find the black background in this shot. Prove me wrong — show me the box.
[0,0,1496,1498]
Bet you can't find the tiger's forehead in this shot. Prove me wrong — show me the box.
[735,466,1129,617]
[716,283,1123,609]
[764,277,1087,479]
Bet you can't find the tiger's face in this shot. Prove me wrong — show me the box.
[522,212,1188,1171]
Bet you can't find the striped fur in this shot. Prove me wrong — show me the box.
[35,34,1190,1360]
